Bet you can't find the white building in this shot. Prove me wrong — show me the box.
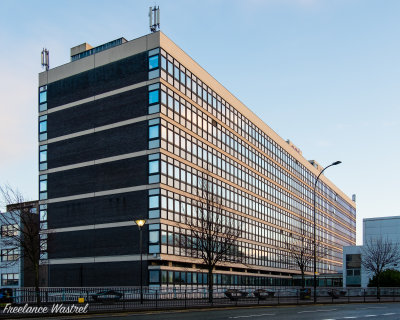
[343,216,400,287]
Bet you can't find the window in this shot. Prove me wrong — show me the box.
[149,270,160,283]
[1,224,18,237]
[149,125,159,139]
[161,56,167,70]
[39,174,48,200]
[148,189,160,219]
[1,249,19,261]
[39,115,47,141]
[148,118,160,149]
[39,150,47,163]
[149,90,159,104]
[149,195,159,209]
[148,153,160,184]
[39,120,47,133]
[149,55,159,70]
[1,273,19,286]
[39,144,47,171]
[39,91,47,104]
[39,85,47,112]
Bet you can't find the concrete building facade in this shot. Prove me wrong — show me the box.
[0,201,39,288]
[343,216,400,287]
[38,32,356,287]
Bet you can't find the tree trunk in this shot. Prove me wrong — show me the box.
[376,274,381,300]
[300,267,305,289]
[34,264,41,306]
[208,267,214,304]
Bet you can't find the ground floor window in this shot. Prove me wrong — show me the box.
[1,273,19,286]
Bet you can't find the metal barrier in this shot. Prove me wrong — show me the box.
[1,287,400,314]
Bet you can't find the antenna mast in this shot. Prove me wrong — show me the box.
[41,48,50,71]
[149,6,160,33]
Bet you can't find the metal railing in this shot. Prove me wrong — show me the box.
[1,286,400,316]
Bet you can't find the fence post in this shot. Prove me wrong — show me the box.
[156,290,158,309]
[363,288,366,303]
[277,289,280,305]
[185,289,187,309]
[348,289,350,303]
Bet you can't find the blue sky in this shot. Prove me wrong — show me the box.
[0,0,399,244]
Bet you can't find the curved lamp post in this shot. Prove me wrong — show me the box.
[313,161,341,303]
[135,219,146,304]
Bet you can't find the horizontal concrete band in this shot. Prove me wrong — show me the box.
[42,149,158,174]
[39,78,158,116]
[41,183,160,204]
[45,218,160,234]
[40,113,158,146]
[42,254,155,265]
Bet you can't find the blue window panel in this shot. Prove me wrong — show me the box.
[149,160,159,174]
[39,121,47,133]
[161,56,167,70]
[39,133,47,141]
[148,69,159,80]
[148,104,159,114]
[39,150,47,163]
[148,140,160,149]
[39,103,47,112]
[149,209,160,218]
[149,231,159,244]
[40,180,47,192]
[149,195,159,209]
[149,270,160,283]
[39,91,47,104]
[149,125,159,139]
[149,55,159,70]
[149,90,159,104]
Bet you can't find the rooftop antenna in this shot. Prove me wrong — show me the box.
[41,48,50,71]
[149,6,160,33]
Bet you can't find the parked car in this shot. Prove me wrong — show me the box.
[91,290,123,303]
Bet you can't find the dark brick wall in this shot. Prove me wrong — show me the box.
[47,52,148,108]
[48,261,149,287]
[47,190,148,229]
[48,226,148,259]
[47,86,148,139]
[48,156,148,199]
[47,121,148,169]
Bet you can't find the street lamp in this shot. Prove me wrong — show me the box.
[134,219,146,304]
[313,161,341,303]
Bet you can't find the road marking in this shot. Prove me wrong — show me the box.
[365,316,377,318]
[383,313,396,316]
[229,314,275,319]
[343,317,357,319]
[298,309,336,313]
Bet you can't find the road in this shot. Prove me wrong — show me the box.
[16,302,400,320]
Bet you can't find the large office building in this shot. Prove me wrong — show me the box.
[343,216,400,287]
[38,31,356,287]
[0,201,40,288]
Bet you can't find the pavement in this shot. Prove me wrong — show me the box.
[12,302,400,320]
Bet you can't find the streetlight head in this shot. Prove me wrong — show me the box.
[332,161,342,166]
[135,219,146,227]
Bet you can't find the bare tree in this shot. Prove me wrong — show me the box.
[0,185,47,305]
[180,171,242,303]
[287,234,314,289]
[362,237,400,298]
[286,222,329,289]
